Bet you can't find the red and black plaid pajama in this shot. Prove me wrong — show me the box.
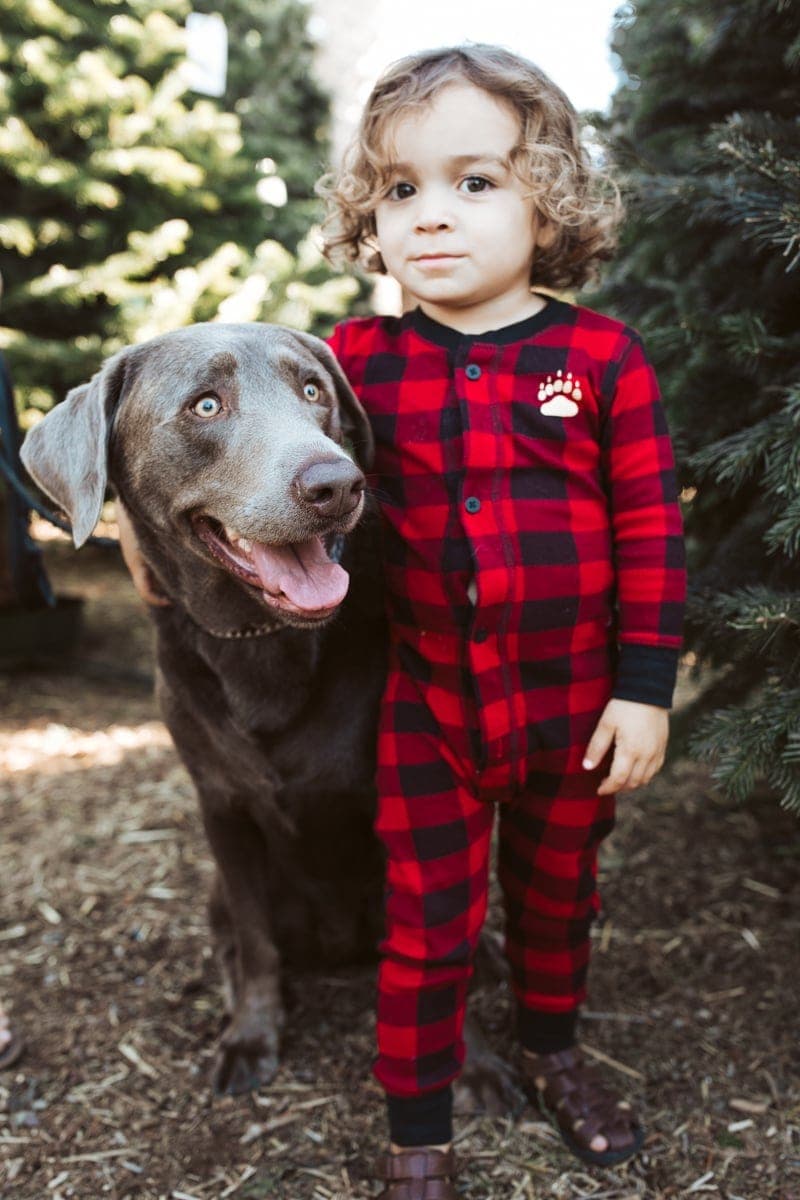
[327,299,686,1099]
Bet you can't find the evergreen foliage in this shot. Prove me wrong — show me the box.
[589,0,800,810]
[191,0,331,253]
[0,0,355,421]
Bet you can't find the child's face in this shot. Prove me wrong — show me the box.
[373,82,549,331]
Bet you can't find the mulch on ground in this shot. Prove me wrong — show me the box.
[1,532,798,1199]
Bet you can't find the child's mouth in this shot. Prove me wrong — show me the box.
[415,254,463,267]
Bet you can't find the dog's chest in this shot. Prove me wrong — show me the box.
[157,626,377,806]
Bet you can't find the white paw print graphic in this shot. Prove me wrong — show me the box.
[538,370,582,417]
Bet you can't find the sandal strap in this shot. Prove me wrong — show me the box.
[377,1148,458,1200]
[523,1046,640,1154]
[380,1148,455,1180]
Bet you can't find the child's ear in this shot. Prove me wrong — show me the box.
[362,231,386,274]
[534,216,557,249]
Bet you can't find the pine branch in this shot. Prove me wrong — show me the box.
[688,409,786,488]
[766,495,800,558]
[688,383,800,528]
[715,311,786,365]
[690,584,800,661]
[689,681,800,812]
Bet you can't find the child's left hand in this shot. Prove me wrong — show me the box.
[582,698,669,796]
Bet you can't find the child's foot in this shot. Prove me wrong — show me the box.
[520,1046,644,1167]
[376,1144,458,1198]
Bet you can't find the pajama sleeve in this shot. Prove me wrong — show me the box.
[601,335,687,708]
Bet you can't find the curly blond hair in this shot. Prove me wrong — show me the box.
[317,44,622,291]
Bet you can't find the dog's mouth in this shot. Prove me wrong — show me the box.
[193,516,349,622]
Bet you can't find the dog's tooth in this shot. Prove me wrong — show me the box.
[220,524,251,553]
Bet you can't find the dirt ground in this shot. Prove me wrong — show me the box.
[1,530,798,1200]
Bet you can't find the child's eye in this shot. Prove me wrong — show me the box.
[386,181,416,201]
[459,175,494,194]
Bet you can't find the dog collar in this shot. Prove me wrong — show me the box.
[201,620,283,640]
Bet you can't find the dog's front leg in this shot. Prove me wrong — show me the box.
[202,809,285,1095]
[455,1010,526,1116]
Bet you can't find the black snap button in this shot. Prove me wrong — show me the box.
[464,496,481,514]
[465,364,482,380]
[473,628,489,644]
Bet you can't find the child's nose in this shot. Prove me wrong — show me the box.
[413,189,455,232]
[414,211,455,233]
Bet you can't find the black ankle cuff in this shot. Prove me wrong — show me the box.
[386,1085,453,1147]
[517,1005,578,1054]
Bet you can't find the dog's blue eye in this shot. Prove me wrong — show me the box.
[192,395,221,417]
[303,382,320,402]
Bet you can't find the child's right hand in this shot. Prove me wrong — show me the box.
[583,697,668,795]
[116,501,171,607]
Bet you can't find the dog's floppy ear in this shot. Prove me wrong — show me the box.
[20,349,131,548]
[291,331,374,471]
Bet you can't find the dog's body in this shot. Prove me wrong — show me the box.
[22,323,516,1106]
[150,516,387,1092]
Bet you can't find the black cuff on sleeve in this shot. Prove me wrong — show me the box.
[612,643,680,709]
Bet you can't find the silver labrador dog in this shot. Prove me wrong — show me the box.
[21,322,517,1108]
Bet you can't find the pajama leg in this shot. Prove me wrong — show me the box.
[373,668,494,1098]
[497,736,616,1018]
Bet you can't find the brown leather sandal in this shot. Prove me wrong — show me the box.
[376,1146,459,1199]
[520,1046,644,1167]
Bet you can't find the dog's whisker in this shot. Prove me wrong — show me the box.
[365,485,394,505]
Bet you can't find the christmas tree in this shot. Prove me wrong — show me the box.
[191,0,332,254]
[589,0,800,810]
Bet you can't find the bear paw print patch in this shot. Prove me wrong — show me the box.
[538,371,583,417]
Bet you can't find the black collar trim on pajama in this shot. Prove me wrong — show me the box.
[405,294,571,349]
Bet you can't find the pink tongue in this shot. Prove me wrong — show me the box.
[249,537,349,612]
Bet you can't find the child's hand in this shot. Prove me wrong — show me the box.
[583,698,668,796]
[116,501,171,607]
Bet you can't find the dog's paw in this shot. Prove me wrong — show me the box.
[211,1015,283,1095]
[454,1047,526,1117]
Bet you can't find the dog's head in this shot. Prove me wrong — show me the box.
[21,323,375,626]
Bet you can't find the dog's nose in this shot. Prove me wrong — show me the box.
[294,458,365,518]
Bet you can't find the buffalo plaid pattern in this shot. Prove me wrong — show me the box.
[327,299,686,1097]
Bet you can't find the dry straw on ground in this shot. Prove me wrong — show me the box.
[1,533,798,1199]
